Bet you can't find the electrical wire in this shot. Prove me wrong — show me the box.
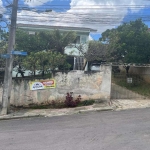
[1,3,150,29]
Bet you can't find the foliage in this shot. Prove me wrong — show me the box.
[22,51,70,77]
[1,26,76,78]
[0,30,9,69]
[100,19,150,63]
[32,51,49,77]
[65,92,81,107]
[14,29,76,77]
[16,30,50,53]
[46,51,69,72]
[78,100,95,106]
[85,41,108,61]
[22,52,40,76]
[16,29,77,54]
[48,30,77,54]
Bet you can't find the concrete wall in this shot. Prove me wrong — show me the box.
[119,66,150,83]
[0,65,112,106]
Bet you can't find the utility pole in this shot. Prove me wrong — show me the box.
[1,0,18,115]
[0,14,3,42]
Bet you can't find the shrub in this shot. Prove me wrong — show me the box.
[78,100,95,106]
[65,92,81,107]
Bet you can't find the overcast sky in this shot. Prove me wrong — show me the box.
[1,0,150,40]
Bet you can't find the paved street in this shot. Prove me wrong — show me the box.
[1,108,150,150]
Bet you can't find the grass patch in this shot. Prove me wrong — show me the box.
[77,100,95,107]
[112,74,150,98]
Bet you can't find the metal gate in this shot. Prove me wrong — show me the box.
[111,66,150,99]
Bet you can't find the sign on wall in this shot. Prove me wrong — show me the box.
[29,80,56,91]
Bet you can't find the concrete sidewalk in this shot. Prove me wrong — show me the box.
[112,99,150,110]
[1,99,150,120]
[0,102,113,120]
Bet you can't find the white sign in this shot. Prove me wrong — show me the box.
[31,82,44,90]
[127,78,132,83]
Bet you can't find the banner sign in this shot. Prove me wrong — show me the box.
[29,80,56,91]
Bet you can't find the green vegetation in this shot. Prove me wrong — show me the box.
[0,29,77,78]
[84,19,150,64]
[100,19,150,63]
[112,74,150,98]
[16,29,77,54]
[85,41,107,61]
[13,100,95,109]
[0,30,8,69]
[22,51,70,77]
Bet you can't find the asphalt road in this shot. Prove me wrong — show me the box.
[1,108,150,150]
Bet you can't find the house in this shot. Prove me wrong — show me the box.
[17,24,97,71]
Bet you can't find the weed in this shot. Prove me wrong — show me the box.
[78,100,95,106]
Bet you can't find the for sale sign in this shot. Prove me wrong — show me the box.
[29,80,56,90]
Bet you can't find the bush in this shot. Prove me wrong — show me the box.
[78,100,95,106]
[65,92,81,107]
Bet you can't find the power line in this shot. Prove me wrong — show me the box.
[2,2,150,30]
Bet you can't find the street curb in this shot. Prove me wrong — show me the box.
[78,108,113,113]
[96,108,114,111]
[0,114,42,121]
[0,106,113,121]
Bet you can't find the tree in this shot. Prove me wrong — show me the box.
[22,52,40,77]
[0,30,8,53]
[85,41,107,62]
[16,29,77,54]
[34,51,49,77]
[100,19,150,63]
[0,30,8,74]
[21,51,70,78]
[14,29,76,77]
[46,51,70,77]
[16,29,50,53]
[48,30,77,54]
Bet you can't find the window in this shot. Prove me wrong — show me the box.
[80,35,87,44]
[74,36,80,44]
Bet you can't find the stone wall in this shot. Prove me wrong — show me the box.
[0,65,112,106]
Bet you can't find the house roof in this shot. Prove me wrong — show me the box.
[17,24,97,33]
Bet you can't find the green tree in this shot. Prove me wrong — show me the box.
[85,41,107,61]
[100,19,150,63]
[23,52,40,77]
[0,30,9,70]
[48,30,77,54]
[22,51,70,77]
[15,29,76,77]
[16,29,77,54]
[16,29,50,53]
[34,51,49,77]
[47,51,70,77]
